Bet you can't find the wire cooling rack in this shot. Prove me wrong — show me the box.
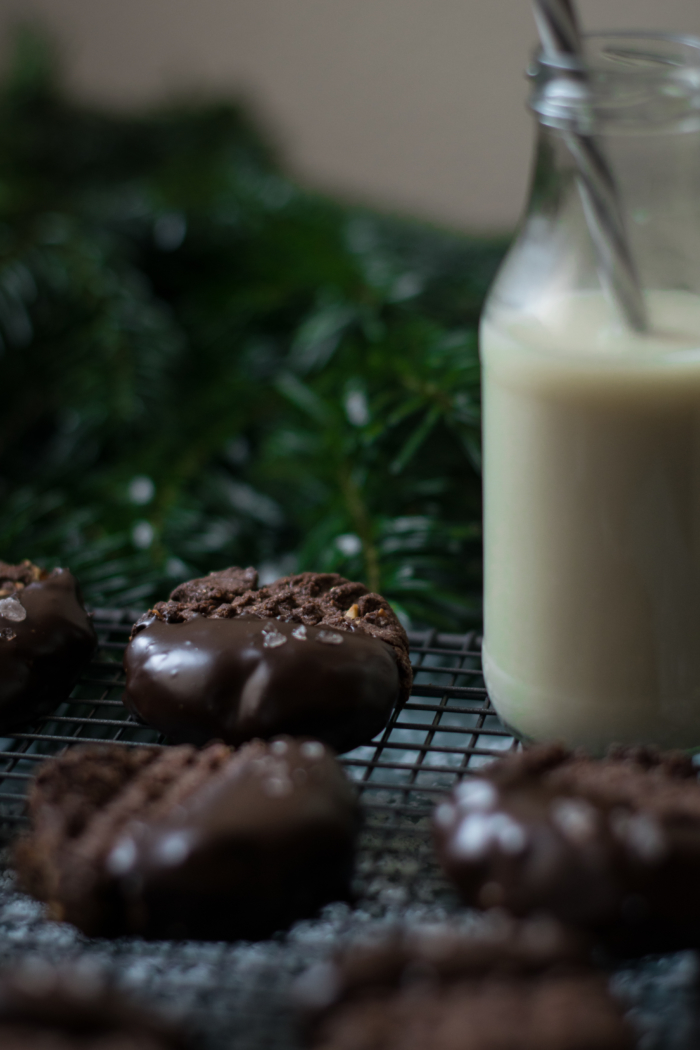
[0,610,515,901]
[0,611,695,1050]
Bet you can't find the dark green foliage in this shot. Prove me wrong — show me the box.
[0,27,507,626]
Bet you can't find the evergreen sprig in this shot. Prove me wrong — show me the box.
[0,27,507,627]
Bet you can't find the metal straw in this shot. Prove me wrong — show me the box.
[532,0,649,332]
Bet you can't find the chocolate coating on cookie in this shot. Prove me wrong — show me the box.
[295,918,632,1050]
[0,965,187,1049]
[124,568,411,752]
[124,614,401,751]
[0,561,96,732]
[434,743,700,948]
[16,737,360,940]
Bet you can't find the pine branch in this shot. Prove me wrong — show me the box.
[0,25,507,627]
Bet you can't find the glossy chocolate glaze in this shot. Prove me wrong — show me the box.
[0,568,96,731]
[433,744,700,952]
[123,614,400,751]
[103,738,360,940]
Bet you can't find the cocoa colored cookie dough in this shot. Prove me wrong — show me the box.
[0,560,96,732]
[15,736,360,940]
[433,743,700,951]
[0,964,187,1049]
[294,917,633,1050]
[123,567,411,752]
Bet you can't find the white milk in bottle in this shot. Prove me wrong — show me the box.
[480,32,700,749]
[482,291,700,749]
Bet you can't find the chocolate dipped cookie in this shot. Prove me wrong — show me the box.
[0,964,187,1049]
[433,743,700,951]
[15,736,360,940]
[0,560,96,732]
[123,567,411,752]
[294,917,633,1050]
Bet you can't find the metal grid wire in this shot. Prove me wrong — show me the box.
[0,611,693,1050]
[0,609,521,1049]
[0,610,516,893]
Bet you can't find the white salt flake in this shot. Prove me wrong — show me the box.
[317,630,343,645]
[106,838,138,875]
[434,803,456,829]
[262,626,287,649]
[610,809,666,863]
[264,776,293,797]
[498,817,528,854]
[454,814,493,859]
[292,624,308,640]
[0,596,26,622]
[454,811,527,860]
[551,798,598,844]
[156,831,193,866]
[455,778,497,813]
[300,741,325,760]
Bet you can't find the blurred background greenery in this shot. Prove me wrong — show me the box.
[0,28,506,629]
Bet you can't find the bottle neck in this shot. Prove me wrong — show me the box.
[484,33,700,324]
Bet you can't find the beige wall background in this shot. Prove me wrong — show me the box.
[0,0,698,231]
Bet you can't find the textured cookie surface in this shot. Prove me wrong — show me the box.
[16,738,360,940]
[295,918,633,1050]
[0,965,187,1049]
[124,568,411,752]
[0,561,96,732]
[433,743,700,945]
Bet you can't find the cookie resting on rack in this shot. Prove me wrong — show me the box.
[0,560,96,733]
[433,743,700,952]
[293,916,633,1050]
[123,567,412,753]
[0,964,188,1049]
[15,736,360,940]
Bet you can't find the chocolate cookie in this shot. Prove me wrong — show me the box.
[0,964,187,1049]
[433,743,700,950]
[294,917,633,1050]
[123,568,411,752]
[0,560,96,732]
[15,736,360,940]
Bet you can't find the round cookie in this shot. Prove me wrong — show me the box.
[433,743,700,951]
[123,567,412,752]
[0,560,96,732]
[294,918,633,1050]
[0,964,187,1049]
[15,737,361,940]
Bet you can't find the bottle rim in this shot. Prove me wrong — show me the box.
[531,30,700,77]
[529,31,700,132]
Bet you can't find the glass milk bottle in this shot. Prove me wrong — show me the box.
[481,32,700,751]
